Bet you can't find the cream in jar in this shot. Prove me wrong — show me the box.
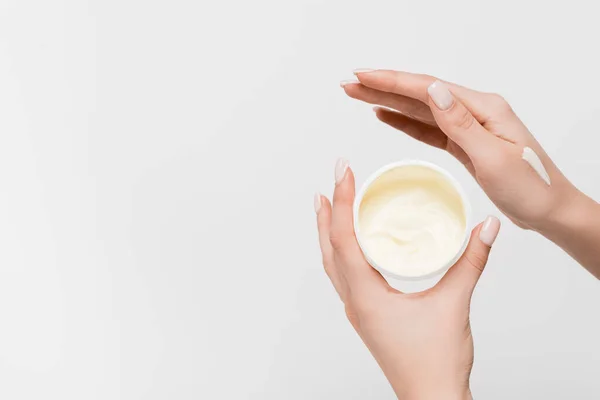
[354,162,469,279]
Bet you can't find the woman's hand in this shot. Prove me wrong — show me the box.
[342,70,600,279]
[314,160,501,400]
[342,70,577,230]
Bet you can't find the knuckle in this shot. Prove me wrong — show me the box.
[464,250,488,272]
[489,93,505,103]
[452,108,475,130]
[418,74,437,92]
[418,73,436,83]
[333,190,353,207]
[329,231,348,250]
[489,93,513,114]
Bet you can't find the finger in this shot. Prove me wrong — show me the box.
[437,216,501,298]
[354,70,498,125]
[427,80,498,155]
[374,106,447,149]
[343,83,437,126]
[355,70,433,103]
[315,193,345,299]
[374,107,474,173]
[330,159,391,292]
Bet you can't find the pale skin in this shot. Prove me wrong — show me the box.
[315,69,600,399]
[315,165,500,400]
[342,69,600,280]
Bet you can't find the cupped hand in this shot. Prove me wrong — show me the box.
[342,70,578,230]
[315,160,501,400]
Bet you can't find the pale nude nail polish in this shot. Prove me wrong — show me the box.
[427,80,454,111]
[353,68,375,74]
[340,78,359,87]
[373,106,392,113]
[314,192,322,214]
[479,216,501,246]
[335,158,349,184]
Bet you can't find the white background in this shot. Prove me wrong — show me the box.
[0,0,599,398]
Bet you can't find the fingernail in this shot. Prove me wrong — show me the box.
[335,158,349,185]
[353,68,375,74]
[427,80,454,111]
[314,192,322,214]
[479,216,501,246]
[340,78,359,87]
[373,106,391,114]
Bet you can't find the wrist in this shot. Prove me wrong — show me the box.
[532,185,600,278]
[534,186,594,238]
[530,182,588,235]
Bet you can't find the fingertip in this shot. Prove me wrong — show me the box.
[319,194,332,217]
[373,106,402,124]
[341,82,366,102]
[316,195,333,247]
[373,106,391,117]
[460,216,499,273]
[353,68,376,75]
[347,166,356,188]
[437,218,496,295]
[314,192,322,215]
[427,80,455,111]
[373,106,389,123]
[316,194,332,229]
[340,79,362,99]
[340,78,360,88]
[479,215,501,247]
[339,164,355,192]
[334,158,350,186]
[332,160,356,214]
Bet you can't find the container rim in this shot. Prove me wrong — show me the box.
[353,160,472,281]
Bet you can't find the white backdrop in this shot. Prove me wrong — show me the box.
[0,0,599,399]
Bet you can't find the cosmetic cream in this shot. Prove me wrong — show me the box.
[521,146,551,186]
[354,162,470,279]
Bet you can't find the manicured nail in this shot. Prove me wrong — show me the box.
[353,68,375,74]
[335,158,349,185]
[427,80,454,111]
[340,78,359,87]
[479,216,501,246]
[314,192,322,214]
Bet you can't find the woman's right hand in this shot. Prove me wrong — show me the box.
[315,161,500,400]
[343,70,578,231]
[342,70,600,278]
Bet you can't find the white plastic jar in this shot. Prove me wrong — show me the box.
[354,161,471,280]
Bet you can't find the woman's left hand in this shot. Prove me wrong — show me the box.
[315,159,500,400]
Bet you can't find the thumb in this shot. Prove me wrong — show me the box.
[438,216,501,298]
[427,80,494,154]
